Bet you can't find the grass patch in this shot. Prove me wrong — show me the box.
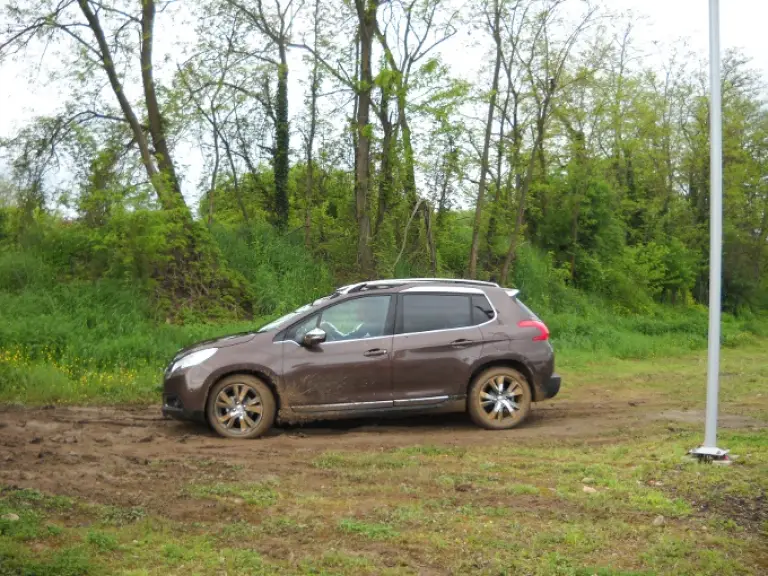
[338,519,399,540]
[86,530,119,552]
[185,480,279,507]
[99,506,146,526]
[313,451,415,471]
[1,426,766,574]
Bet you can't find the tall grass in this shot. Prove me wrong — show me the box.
[0,234,764,405]
[212,223,334,315]
[509,245,761,362]
[0,250,257,404]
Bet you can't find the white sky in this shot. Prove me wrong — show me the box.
[0,0,766,204]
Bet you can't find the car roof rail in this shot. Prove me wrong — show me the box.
[340,278,500,294]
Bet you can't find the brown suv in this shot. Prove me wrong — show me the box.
[162,278,561,438]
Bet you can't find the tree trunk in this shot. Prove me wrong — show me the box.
[305,0,321,248]
[275,43,290,230]
[221,135,249,224]
[140,0,185,211]
[209,125,220,226]
[484,80,510,270]
[394,199,423,273]
[436,133,456,229]
[423,202,437,275]
[510,95,521,204]
[375,92,395,237]
[399,96,417,205]
[468,0,502,279]
[570,202,580,281]
[354,0,377,275]
[77,0,164,207]
[500,106,550,285]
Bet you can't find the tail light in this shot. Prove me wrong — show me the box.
[517,319,550,341]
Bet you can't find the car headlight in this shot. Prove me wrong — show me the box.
[170,348,218,374]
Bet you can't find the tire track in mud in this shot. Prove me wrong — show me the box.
[0,401,762,521]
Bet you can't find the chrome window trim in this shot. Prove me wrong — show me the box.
[274,290,499,344]
[322,334,392,346]
[394,292,498,338]
[276,334,392,346]
[393,395,449,406]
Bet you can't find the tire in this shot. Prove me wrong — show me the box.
[206,374,276,439]
[467,367,532,430]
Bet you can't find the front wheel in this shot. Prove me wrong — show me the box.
[206,374,276,439]
[467,367,532,430]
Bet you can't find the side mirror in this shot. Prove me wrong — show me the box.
[302,327,327,347]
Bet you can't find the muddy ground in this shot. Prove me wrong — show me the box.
[0,398,763,524]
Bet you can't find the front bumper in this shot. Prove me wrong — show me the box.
[543,373,561,399]
[161,368,209,423]
[161,394,206,422]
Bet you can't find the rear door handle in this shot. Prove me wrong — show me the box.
[363,348,388,358]
[451,338,475,348]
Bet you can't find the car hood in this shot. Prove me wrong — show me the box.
[171,331,259,361]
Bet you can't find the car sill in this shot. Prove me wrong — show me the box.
[292,395,458,413]
[292,400,393,413]
[393,395,449,407]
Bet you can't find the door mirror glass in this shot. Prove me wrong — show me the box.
[303,327,327,347]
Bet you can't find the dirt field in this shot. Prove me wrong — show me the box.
[0,399,674,514]
[1,347,767,575]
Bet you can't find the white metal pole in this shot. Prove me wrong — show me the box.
[704,0,722,449]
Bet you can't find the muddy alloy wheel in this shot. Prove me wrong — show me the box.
[467,367,532,430]
[206,374,276,439]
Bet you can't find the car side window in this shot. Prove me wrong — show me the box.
[400,294,472,334]
[471,294,495,325]
[286,314,319,343]
[318,296,392,343]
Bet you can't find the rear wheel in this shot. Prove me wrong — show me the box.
[206,374,276,439]
[467,367,532,430]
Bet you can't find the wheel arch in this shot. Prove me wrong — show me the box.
[467,358,539,401]
[203,367,282,421]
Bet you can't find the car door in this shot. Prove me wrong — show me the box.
[280,295,395,412]
[391,289,489,405]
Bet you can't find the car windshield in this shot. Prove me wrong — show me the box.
[255,293,335,333]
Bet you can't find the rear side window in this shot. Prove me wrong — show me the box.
[400,294,471,334]
[471,295,495,324]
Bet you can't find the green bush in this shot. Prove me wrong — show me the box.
[212,223,334,315]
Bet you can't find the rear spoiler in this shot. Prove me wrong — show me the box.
[505,289,520,298]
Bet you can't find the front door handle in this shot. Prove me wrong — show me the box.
[451,338,475,348]
[363,348,388,358]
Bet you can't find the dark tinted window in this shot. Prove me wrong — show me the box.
[401,294,471,333]
[471,295,494,325]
